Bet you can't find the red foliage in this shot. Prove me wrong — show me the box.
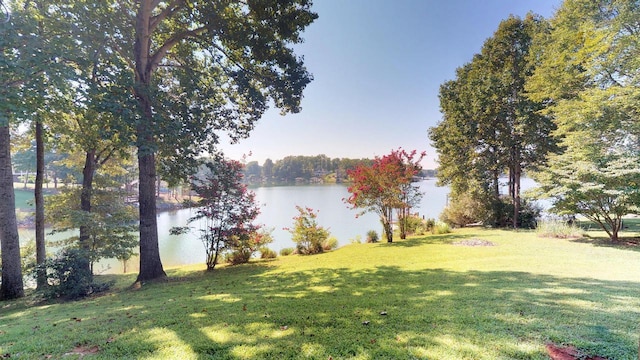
[345,148,425,242]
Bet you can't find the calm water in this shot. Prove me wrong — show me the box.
[19,178,544,273]
[96,179,448,273]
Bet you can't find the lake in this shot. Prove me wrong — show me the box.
[19,178,539,274]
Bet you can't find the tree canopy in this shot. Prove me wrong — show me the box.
[429,14,557,228]
[527,0,640,241]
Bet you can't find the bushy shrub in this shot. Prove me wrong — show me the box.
[424,218,436,233]
[536,219,584,238]
[259,247,277,259]
[492,197,542,229]
[440,193,490,227]
[322,237,339,251]
[36,248,112,300]
[350,235,362,244]
[433,222,452,235]
[224,246,253,265]
[279,247,295,256]
[366,230,379,243]
[402,215,425,235]
[287,206,330,255]
[224,228,275,265]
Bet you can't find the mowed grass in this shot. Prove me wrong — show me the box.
[1,228,639,359]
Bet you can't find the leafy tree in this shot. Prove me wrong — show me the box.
[429,15,556,228]
[79,0,316,282]
[527,0,640,241]
[287,206,329,254]
[178,158,261,271]
[0,0,69,299]
[346,149,425,242]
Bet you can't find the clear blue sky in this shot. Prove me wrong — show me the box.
[220,0,561,169]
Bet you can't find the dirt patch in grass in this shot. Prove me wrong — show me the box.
[452,238,496,247]
[545,343,607,360]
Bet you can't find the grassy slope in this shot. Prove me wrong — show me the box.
[1,228,639,359]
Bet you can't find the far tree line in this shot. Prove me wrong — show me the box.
[242,155,435,185]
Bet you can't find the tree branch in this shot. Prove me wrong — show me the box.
[148,27,207,73]
[149,0,184,33]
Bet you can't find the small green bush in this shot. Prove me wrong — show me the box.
[402,215,425,235]
[36,248,112,300]
[366,230,379,243]
[287,206,330,255]
[433,222,452,234]
[440,193,490,227]
[279,247,295,256]
[225,249,253,265]
[424,218,436,233]
[322,237,339,251]
[350,235,362,244]
[259,247,277,259]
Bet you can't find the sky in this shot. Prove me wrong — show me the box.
[219,0,561,169]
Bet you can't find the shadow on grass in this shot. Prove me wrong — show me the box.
[387,233,469,247]
[4,261,635,359]
[570,235,640,253]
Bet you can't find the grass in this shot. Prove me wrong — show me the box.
[1,228,640,359]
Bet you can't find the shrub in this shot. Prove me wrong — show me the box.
[433,222,452,235]
[366,230,379,243]
[225,248,252,265]
[35,248,112,300]
[287,206,330,255]
[492,197,542,229]
[536,219,585,239]
[279,247,295,256]
[259,247,277,259]
[322,237,339,251]
[350,235,362,244]
[440,192,490,227]
[424,218,436,233]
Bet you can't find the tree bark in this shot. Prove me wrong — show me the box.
[513,157,521,229]
[78,150,96,277]
[0,125,24,300]
[35,120,46,289]
[136,151,165,281]
[133,0,166,282]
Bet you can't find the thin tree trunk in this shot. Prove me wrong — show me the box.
[0,125,24,300]
[513,158,521,229]
[79,150,96,277]
[35,121,46,289]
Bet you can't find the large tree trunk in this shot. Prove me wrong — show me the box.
[35,121,46,289]
[136,151,165,281]
[133,0,166,282]
[0,125,24,300]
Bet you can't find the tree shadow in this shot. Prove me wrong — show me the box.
[570,235,640,253]
[100,264,640,359]
[3,259,639,359]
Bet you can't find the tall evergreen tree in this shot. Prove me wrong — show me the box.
[429,14,556,227]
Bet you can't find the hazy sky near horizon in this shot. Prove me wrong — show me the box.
[219,0,561,168]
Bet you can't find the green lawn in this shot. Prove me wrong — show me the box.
[1,228,639,359]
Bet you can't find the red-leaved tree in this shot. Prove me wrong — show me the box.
[177,158,261,270]
[346,149,425,242]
